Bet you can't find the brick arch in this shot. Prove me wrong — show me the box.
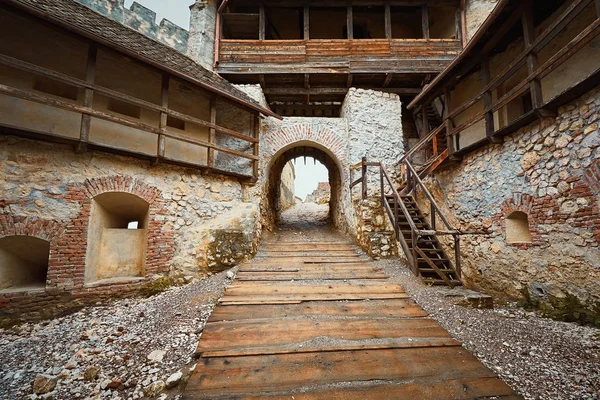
[82,176,162,204]
[498,193,541,248]
[263,123,348,166]
[0,216,64,244]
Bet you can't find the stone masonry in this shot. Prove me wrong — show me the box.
[427,85,600,309]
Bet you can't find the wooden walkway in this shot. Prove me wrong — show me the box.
[183,232,521,399]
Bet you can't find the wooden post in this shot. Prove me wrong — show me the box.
[347,6,353,39]
[422,5,430,39]
[454,235,461,278]
[431,203,436,230]
[481,56,501,143]
[154,73,169,165]
[259,5,266,40]
[460,0,467,48]
[252,113,260,179]
[455,7,463,45]
[304,6,310,40]
[207,95,217,168]
[385,4,392,39]
[522,6,554,118]
[76,43,97,153]
[596,0,600,17]
[361,156,367,199]
[444,86,457,156]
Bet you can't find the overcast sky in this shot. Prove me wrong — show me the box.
[125,0,192,29]
[292,158,329,200]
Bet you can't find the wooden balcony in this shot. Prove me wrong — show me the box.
[217,39,462,75]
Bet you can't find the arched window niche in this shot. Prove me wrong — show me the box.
[0,236,49,291]
[86,192,149,283]
[505,211,533,244]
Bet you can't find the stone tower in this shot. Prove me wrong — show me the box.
[187,0,218,70]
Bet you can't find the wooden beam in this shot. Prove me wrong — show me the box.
[455,7,462,45]
[444,86,457,156]
[422,5,430,39]
[385,4,392,39]
[252,114,260,178]
[347,74,353,88]
[304,6,310,40]
[259,5,266,40]
[259,74,266,89]
[383,73,393,88]
[76,43,96,153]
[154,73,170,165]
[208,95,217,168]
[596,0,600,17]
[460,0,467,47]
[480,56,501,144]
[522,4,555,118]
[265,87,421,96]
[347,6,353,39]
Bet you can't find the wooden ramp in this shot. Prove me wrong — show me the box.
[183,235,521,399]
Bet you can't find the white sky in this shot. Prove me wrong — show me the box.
[125,0,192,29]
[292,158,329,200]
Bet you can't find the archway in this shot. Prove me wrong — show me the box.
[264,142,345,230]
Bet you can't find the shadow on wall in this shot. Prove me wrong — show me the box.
[264,143,343,230]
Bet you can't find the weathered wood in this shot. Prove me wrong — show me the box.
[185,347,503,395]
[207,96,217,168]
[155,72,169,164]
[225,282,406,295]
[208,299,428,322]
[220,292,410,304]
[480,56,501,143]
[76,43,97,153]
[259,5,266,40]
[347,6,353,39]
[304,6,310,40]
[422,5,430,39]
[385,4,392,39]
[233,378,521,400]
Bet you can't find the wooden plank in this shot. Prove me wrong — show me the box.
[347,6,353,39]
[219,292,410,304]
[422,5,430,39]
[201,338,462,358]
[208,299,428,322]
[197,318,453,355]
[225,282,405,295]
[234,378,521,400]
[185,347,502,394]
[207,95,216,168]
[304,6,310,40]
[235,272,387,281]
[385,4,392,39]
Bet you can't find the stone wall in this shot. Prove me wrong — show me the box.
[0,136,260,320]
[75,0,189,53]
[428,85,600,311]
[306,182,331,205]
[354,197,398,260]
[465,0,499,42]
[279,161,296,211]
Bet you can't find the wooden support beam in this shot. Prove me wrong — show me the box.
[347,74,353,88]
[154,73,170,165]
[259,74,266,89]
[347,6,353,39]
[385,4,392,39]
[304,6,310,40]
[596,0,600,17]
[252,114,260,178]
[444,86,457,156]
[207,95,217,168]
[480,56,501,144]
[76,43,97,153]
[422,5,430,39]
[265,87,420,96]
[383,73,393,88]
[304,73,310,104]
[455,7,462,45]
[259,5,266,40]
[460,0,467,47]
[522,5,556,118]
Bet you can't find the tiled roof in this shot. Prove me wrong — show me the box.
[6,0,279,118]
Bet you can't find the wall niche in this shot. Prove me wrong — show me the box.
[86,192,149,283]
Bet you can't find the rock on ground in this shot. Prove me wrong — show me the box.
[0,270,234,399]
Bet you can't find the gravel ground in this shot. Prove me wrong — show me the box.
[0,270,235,400]
[376,258,600,400]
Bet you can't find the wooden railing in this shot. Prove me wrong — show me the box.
[218,39,462,73]
[351,157,472,280]
[411,0,600,156]
[0,51,259,180]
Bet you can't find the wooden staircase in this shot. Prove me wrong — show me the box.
[351,157,465,288]
[386,195,462,287]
